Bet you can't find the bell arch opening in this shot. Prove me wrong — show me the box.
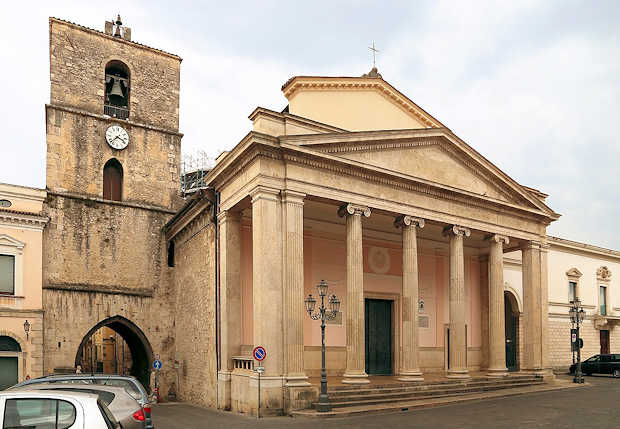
[75,316,153,392]
[104,60,130,119]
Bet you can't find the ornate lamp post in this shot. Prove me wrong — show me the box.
[23,320,31,340]
[569,299,586,384]
[305,280,340,412]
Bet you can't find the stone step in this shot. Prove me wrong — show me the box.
[313,380,545,410]
[327,377,541,397]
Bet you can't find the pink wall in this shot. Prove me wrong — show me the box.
[239,228,482,350]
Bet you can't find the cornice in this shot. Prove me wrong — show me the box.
[44,283,153,297]
[0,210,49,229]
[165,196,212,242]
[47,190,177,215]
[547,235,620,260]
[46,104,183,137]
[173,206,214,248]
[281,76,443,128]
[248,107,346,133]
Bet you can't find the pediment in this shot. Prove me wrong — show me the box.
[0,234,25,249]
[566,268,583,278]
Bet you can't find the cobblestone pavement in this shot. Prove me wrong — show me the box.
[152,375,619,429]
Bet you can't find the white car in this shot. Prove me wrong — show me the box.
[0,390,120,429]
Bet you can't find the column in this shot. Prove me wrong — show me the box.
[338,203,371,384]
[282,191,310,387]
[251,187,284,377]
[217,210,242,410]
[443,225,471,379]
[487,234,509,377]
[522,240,550,375]
[395,215,425,382]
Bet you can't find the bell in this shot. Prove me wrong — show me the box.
[108,78,125,106]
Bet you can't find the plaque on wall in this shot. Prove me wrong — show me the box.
[326,311,343,325]
[418,315,430,328]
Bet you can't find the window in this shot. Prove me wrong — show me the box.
[0,336,21,352]
[600,286,607,316]
[167,241,175,267]
[103,159,123,201]
[0,254,15,295]
[3,398,76,429]
[104,60,130,120]
[568,281,577,302]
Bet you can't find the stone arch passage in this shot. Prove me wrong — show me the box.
[504,291,520,371]
[75,316,153,392]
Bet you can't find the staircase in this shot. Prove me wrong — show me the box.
[293,374,546,417]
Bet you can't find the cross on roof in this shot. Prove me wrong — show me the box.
[368,42,379,68]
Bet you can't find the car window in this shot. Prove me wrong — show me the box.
[3,398,76,429]
[601,355,611,362]
[586,356,600,362]
[97,379,142,400]
[97,399,119,429]
[614,355,620,362]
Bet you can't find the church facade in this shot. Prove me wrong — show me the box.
[1,16,616,416]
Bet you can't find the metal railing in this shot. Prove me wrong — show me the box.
[104,104,129,120]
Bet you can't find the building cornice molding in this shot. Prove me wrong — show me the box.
[0,210,49,230]
[43,283,153,297]
[165,196,212,242]
[47,190,177,215]
[45,104,183,137]
[547,235,620,260]
[248,107,346,134]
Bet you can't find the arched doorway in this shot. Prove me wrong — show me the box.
[504,291,520,371]
[0,336,22,390]
[75,316,153,392]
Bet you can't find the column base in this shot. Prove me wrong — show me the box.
[446,368,471,379]
[342,371,370,384]
[486,367,508,378]
[285,375,312,387]
[217,371,232,410]
[398,370,424,382]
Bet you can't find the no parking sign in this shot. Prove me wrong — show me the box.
[253,346,266,361]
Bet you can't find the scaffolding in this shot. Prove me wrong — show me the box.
[180,150,214,197]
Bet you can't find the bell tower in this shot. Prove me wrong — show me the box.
[42,16,183,386]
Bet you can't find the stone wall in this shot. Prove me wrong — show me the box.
[49,18,181,131]
[171,210,217,408]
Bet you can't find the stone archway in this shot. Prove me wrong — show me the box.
[75,316,153,392]
[504,291,520,371]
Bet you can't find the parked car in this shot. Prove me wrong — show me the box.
[12,374,154,429]
[0,390,120,428]
[9,383,146,429]
[570,354,620,377]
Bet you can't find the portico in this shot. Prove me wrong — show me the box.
[204,72,559,415]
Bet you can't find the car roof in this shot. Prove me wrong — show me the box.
[10,383,129,394]
[0,390,99,401]
[34,374,138,380]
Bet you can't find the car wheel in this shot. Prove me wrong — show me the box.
[613,369,620,378]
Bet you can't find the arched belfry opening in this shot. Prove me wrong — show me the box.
[75,316,153,392]
[504,291,520,371]
[103,158,123,201]
[104,60,130,119]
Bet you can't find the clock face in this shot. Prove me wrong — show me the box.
[105,125,129,150]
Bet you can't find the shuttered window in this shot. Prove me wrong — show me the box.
[0,254,15,294]
[103,159,123,201]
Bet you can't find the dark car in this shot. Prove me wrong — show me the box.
[570,354,620,377]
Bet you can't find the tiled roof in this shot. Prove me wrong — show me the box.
[50,17,182,61]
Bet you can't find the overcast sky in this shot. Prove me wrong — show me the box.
[1,1,618,249]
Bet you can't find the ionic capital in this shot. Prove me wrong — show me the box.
[485,234,510,245]
[442,225,471,237]
[338,203,371,218]
[394,215,425,229]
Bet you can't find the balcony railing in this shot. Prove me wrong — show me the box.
[104,105,129,120]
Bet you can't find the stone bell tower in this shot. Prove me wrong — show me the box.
[43,16,183,392]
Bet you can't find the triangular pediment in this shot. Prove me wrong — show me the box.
[566,268,583,278]
[0,234,25,249]
[284,129,557,215]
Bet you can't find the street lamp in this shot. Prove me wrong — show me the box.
[23,320,31,340]
[305,279,340,412]
[569,299,586,384]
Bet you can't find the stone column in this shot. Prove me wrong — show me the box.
[487,234,509,377]
[282,191,310,387]
[395,215,425,382]
[217,210,242,410]
[338,203,371,384]
[251,187,284,378]
[443,225,471,379]
[522,240,550,375]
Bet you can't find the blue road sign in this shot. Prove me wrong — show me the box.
[153,359,163,370]
[253,346,266,361]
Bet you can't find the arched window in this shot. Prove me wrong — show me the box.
[167,241,175,267]
[104,60,130,120]
[0,336,21,352]
[103,159,123,201]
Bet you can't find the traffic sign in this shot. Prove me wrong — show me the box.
[153,359,163,370]
[253,346,266,361]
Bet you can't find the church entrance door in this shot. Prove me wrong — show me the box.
[365,299,392,375]
[505,292,519,371]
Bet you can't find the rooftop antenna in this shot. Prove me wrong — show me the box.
[368,41,379,68]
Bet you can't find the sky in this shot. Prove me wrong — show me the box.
[1,0,618,249]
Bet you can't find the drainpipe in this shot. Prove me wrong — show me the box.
[213,190,221,406]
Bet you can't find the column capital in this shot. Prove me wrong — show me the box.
[394,215,425,229]
[485,234,510,245]
[338,203,371,218]
[522,240,541,251]
[281,190,306,206]
[249,186,280,204]
[443,225,471,237]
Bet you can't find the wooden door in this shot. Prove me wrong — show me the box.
[600,330,610,355]
[505,296,518,371]
[365,299,392,375]
[0,357,18,390]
